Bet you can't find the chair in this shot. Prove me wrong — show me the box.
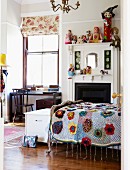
[12,88,34,122]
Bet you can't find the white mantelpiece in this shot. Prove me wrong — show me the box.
[67,43,119,103]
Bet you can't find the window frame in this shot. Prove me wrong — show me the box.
[23,36,59,88]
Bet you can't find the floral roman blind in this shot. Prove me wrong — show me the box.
[21,15,59,37]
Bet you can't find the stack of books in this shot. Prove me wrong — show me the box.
[48,85,59,92]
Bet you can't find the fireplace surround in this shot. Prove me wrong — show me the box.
[75,83,111,103]
[67,43,118,104]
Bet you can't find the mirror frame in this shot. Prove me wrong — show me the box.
[86,52,98,68]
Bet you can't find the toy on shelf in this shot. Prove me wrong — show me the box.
[81,35,87,43]
[65,30,73,44]
[89,27,103,43]
[100,70,108,75]
[76,36,83,44]
[101,5,118,42]
[86,66,92,74]
[81,66,92,75]
[72,35,77,44]
[86,30,92,42]
[110,27,121,50]
[68,64,75,78]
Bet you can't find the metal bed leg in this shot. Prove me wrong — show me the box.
[66,143,69,157]
[94,146,96,161]
[90,146,92,160]
[76,143,79,159]
[46,129,51,154]
[101,147,103,161]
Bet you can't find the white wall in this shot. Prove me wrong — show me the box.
[61,0,120,101]
[1,0,23,121]
[20,0,121,102]
[0,1,4,170]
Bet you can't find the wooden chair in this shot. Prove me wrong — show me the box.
[12,88,34,122]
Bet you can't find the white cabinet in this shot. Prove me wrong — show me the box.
[24,109,50,143]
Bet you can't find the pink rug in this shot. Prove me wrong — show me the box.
[4,126,25,143]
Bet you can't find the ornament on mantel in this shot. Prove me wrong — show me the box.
[89,27,103,43]
[101,5,118,42]
[100,70,108,75]
[72,35,77,44]
[110,27,121,51]
[68,64,75,79]
[65,30,73,44]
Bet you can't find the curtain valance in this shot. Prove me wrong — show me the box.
[21,15,59,37]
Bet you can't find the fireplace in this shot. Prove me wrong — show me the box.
[75,83,111,103]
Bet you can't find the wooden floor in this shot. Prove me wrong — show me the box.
[4,142,121,170]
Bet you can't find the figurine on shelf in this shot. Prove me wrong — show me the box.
[82,35,87,43]
[86,30,92,42]
[110,27,121,50]
[68,64,75,78]
[86,66,92,74]
[72,35,77,44]
[100,70,108,75]
[76,36,83,44]
[80,69,83,74]
[89,27,103,43]
[101,5,118,42]
[83,68,86,74]
[65,30,73,44]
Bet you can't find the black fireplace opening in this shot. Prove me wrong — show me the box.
[75,83,111,103]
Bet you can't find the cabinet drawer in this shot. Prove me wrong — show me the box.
[36,99,54,110]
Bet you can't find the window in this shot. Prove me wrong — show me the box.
[23,35,59,87]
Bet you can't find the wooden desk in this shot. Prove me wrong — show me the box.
[9,91,62,122]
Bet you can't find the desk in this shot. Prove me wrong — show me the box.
[9,91,62,122]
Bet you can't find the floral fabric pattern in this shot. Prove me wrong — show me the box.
[100,110,115,118]
[79,111,87,117]
[51,102,121,147]
[83,119,92,133]
[52,121,63,134]
[81,137,91,147]
[55,110,65,119]
[67,112,75,120]
[21,15,59,37]
[94,129,102,138]
[68,122,77,135]
[104,123,115,135]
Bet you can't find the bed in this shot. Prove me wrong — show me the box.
[47,100,121,159]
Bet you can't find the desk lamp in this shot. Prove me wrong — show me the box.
[0,54,7,118]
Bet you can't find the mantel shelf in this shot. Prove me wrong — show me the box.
[73,74,112,77]
[67,42,111,47]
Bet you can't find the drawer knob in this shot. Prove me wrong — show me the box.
[35,120,42,122]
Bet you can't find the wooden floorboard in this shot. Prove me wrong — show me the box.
[4,142,121,170]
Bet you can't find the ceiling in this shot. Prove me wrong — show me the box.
[14,0,49,4]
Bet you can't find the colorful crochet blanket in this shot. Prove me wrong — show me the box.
[50,102,121,147]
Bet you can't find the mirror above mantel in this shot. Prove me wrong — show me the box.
[86,52,98,69]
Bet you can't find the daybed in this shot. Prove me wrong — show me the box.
[47,100,121,160]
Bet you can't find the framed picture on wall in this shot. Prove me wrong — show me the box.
[104,50,111,70]
[75,51,81,70]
